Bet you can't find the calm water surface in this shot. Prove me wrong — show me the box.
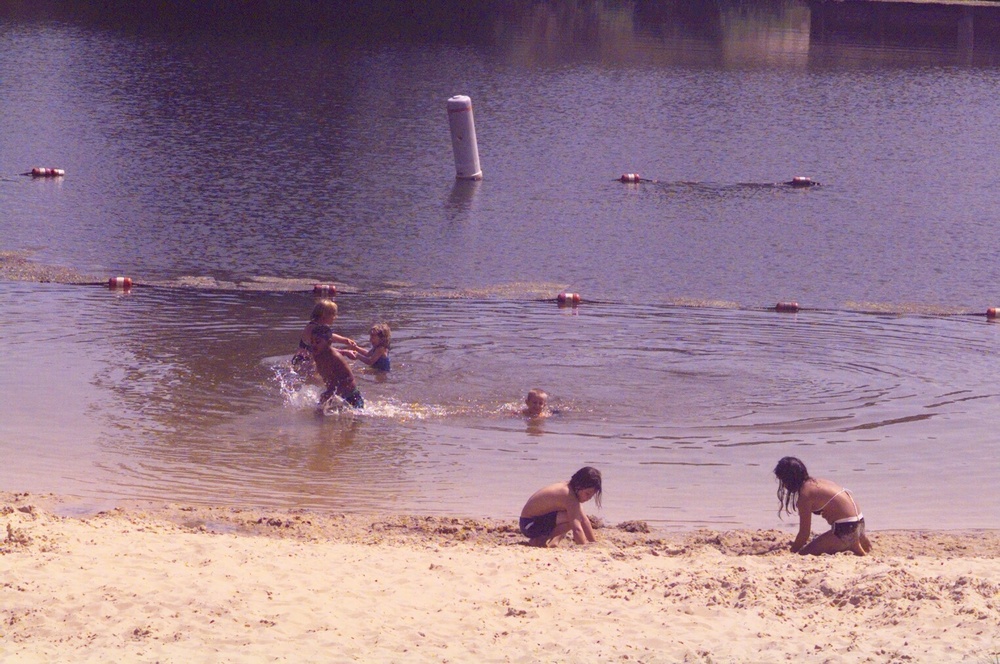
[2,1,999,531]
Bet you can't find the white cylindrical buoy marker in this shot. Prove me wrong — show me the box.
[987,307,999,319]
[620,173,642,183]
[775,301,800,313]
[447,95,482,181]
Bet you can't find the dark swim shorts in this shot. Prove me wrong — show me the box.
[519,511,559,539]
[320,387,364,409]
[833,517,865,544]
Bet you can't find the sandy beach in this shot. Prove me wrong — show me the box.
[2,492,998,663]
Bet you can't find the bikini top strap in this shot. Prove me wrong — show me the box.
[816,488,846,514]
[846,489,859,517]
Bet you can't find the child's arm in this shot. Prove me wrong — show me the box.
[567,497,597,544]
[791,510,812,553]
[329,333,359,349]
[353,346,387,367]
[579,508,597,543]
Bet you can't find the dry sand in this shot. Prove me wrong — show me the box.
[2,491,998,663]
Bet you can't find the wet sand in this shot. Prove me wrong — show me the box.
[2,492,999,663]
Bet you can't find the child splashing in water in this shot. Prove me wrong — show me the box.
[292,300,357,374]
[343,322,391,372]
[311,324,364,411]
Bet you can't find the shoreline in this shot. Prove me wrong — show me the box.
[4,492,999,662]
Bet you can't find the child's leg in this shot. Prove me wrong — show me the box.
[798,530,847,555]
[526,522,574,548]
[544,513,576,547]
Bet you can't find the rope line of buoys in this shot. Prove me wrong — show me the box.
[24,167,65,177]
[619,173,820,187]
[55,280,1000,320]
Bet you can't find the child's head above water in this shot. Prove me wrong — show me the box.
[311,299,338,322]
[369,322,391,349]
[524,388,548,417]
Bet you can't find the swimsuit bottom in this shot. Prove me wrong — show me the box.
[321,386,364,409]
[519,511,558,539]
[833,515,865,544]
[291,351,312,372]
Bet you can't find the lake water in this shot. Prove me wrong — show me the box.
[2,0,999,531]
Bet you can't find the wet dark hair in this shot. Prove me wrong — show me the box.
[569,466,602,508]
[774,456,810,517]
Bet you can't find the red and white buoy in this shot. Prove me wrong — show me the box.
[313,284,337,296]
[775,301,800,313]
[987,307,999,319]
[620,173,642,183]
[557,292,581,306]
[108,277,132,290]
[788,176,816,187]
[31,167,65,177]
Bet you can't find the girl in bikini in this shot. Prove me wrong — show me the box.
[291,299,357,374]
[774,456,873,556]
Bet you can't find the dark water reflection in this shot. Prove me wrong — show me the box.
[3,0,1000,530]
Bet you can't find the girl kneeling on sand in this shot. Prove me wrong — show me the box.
[774,456,872,556]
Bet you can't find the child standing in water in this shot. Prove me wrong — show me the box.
[311,325,364,410]
[519,467,602,547]
[343,323,391,372]
[292,299,357,373]
[774,456,872,556]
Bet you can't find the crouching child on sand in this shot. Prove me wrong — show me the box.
[774,456,872,556]
[519,467,602,547]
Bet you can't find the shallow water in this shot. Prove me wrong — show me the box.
[2,281,998,530]
[2,1,1000,530]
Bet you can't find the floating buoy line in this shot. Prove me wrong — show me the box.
[22,167,66,177]
[34,278,1000,321]
[618,172,821,188]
